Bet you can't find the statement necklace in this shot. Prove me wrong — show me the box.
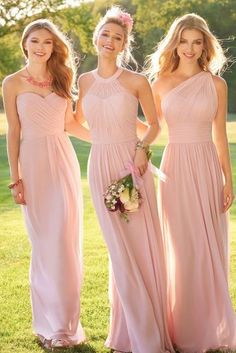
[25,67,52,88]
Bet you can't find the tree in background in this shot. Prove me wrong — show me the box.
[0,0,235,112]
[0,0,64,37]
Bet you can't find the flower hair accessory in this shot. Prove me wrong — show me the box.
[118,12,133,33]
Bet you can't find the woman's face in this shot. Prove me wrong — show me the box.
[24,28,54,63]
[177,28,204,63]
[96,22,125,59]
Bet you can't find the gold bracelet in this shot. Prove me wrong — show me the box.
[136,141,152,160]
[136,140,149,151]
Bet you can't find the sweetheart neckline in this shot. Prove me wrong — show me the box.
[16,91,56,100]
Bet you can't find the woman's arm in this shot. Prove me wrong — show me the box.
[136,118,149,140]
[2,77,26,204]
[64,99,91,143]
[138,76,161,144]
[151,78,165,125]
[134,75,161,175]
[65,74,91,142]
[212,76,234,212]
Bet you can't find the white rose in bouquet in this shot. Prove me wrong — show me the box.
[124,200,139,212]
[120,188,130,203]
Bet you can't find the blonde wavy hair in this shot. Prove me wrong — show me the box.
[146,13,227,81]
[93,6,137,68]
[21,19,76,99]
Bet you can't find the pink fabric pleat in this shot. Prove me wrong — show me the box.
[82,68,174,353]
[158,71,236,352]
[17,92,85,343]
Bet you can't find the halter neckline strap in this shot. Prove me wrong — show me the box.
[93,67,123,82]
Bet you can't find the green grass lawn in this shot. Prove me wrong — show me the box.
[0,113,236,353]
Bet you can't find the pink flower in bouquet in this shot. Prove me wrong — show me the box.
[104,174,141,222]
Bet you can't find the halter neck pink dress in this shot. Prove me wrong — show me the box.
[158,71,236,352]
[16,92,85,343]
[82,68,174,353]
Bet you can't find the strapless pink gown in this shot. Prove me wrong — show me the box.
[82,68,174,353]
[158,71,236,352]
[16,92,85,343]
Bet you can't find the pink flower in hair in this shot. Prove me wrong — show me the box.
[119,12,133,33]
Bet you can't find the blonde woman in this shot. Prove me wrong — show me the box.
[2,19,88,349]
[76,6,174,353]
[148,13,236,352]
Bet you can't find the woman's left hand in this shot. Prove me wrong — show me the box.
[223,183,235,212]
[134,149,148,176]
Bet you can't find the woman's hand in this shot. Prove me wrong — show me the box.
[223,183,234,212]
[11,182,26,205]
[134,149,148,176]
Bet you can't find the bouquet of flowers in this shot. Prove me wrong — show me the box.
[104,174,142,222]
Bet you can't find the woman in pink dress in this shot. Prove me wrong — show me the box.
[148,13,236,352]
[2,19,89,349]
[76,6,174,353]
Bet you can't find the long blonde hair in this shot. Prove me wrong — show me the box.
[146,13,227,81]
[21,19,76,99]
[93,6,137,68]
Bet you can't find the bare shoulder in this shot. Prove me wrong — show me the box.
[118,69,151,97]
[2,70,24,91]
[211,74,227,92]
[77,70,96,98]
[77,71,94,87]
[121,69,149,86]
[152,74,172,98]
[152,76,167,90]
[2,71,20,89]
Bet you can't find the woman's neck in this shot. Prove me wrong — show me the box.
[175,62,202,78]
[26,62,49,80]
[97,57,119,78]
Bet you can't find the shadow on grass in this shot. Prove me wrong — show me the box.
[36,341,99,353]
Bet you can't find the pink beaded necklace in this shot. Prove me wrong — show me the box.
[25,67,52,88]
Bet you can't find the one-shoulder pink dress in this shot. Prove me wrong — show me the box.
[16,92,85,343]
[82,68,174,353]
[158,71,236,352]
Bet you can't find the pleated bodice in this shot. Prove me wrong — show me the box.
[17,92,67,140]
[82,68,139,145]
[161,71,217,143]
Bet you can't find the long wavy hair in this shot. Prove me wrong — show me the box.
[21,19,76,99]
[93,6,137,68]
[146,13,227,81]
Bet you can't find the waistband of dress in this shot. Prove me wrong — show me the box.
[167,138,213,144]
[21,131,67,141]
[92,137,138,145]
[168,124,212,143]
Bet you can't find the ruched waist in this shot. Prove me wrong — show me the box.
[92,137,138,145]
[168,124,212,143]
[21,131,67,141]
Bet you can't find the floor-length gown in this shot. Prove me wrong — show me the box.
[16,92,85,343]
[82,68,174,353]
[158,71,236,352]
